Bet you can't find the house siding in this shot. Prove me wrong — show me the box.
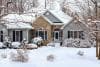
[63,22,89,40]
[62,21,91,47]
[33,16,52,45]
[33,16,64,45]
[0,24,8,41]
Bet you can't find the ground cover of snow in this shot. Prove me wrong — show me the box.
[0,46,100,67]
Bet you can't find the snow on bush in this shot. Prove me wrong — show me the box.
[1,53,7,58]
[28,44,38,49]
[12,42,21,48]
[0,42,4,48]
[31,37,43,46]
[62,38,91,48]
[77,50,84,56]
[47,54,55,62]
[10,49,29,63]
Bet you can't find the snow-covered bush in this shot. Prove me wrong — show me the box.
[10,49,29,63]
[77,50,84,56]
[62,39,91,48]
[1,53,7,58]
[27,44,38,49]
[62,38,80,47]
[0,42,6,48]
[47,54,55,62]
[12,42,21,48]
[31,37,43,47]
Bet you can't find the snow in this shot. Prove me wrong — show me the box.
[0,47,100,67]
[11,42,21,48]
[31,37,43,44]
[5,22,33,29]
[47,42,60,47]
[42,9,73,25]
[2,14,35,23]
[49,9,73,24]
[0,42,4,48]
[1,13,34,29]
[28,44,38,48]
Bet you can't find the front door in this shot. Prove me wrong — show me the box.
[54,31,60,41]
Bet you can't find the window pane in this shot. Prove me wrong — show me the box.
[35,30,38,37]
[0,31,3,42]
[20,31,23,42]
[39,31,44,40]
[45,31,47,40]
[1,35,3,42]
[74,31,77,38]
[79,31,84,39]
[70,31,73,38]
[13,31,15,41]
[68,31,70,38]
[16,31,20,41]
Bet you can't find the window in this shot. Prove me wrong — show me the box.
[68,31,84,39]
[35,30,47,40]
[13,30,23,42]
[0,31,3,42]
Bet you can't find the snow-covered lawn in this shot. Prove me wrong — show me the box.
[0,47,100,67]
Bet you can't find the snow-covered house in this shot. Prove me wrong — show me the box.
[61,20,93,47]
[32,9,72,45]
[0,14,34,43]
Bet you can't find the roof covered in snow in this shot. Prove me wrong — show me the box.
[43,9,73,25]
[1,14,34,29]
[5,22,33,29]
[2,14,35,23]
[41,1,73,25]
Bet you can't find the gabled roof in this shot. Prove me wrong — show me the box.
[43,9,73,25]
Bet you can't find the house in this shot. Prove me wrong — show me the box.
[32,9,72,45]
[0,14,34,43]
[61,20,93,47]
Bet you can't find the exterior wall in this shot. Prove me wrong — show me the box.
[33,16,52,45]
[0,24,8,41]
[63,22,89,40]
[62,21,90,46]
[33,16,63,45]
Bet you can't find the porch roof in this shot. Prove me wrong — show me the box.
[5,22,33,29]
